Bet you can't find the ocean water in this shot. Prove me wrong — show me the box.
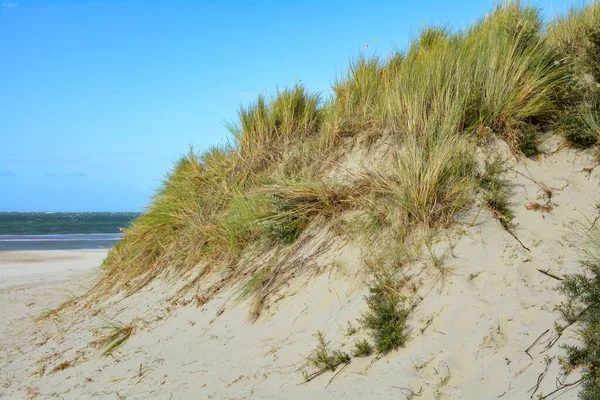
[0,212,139,250]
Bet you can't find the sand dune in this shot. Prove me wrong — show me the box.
[0,136,598,399]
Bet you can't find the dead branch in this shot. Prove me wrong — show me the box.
[488,206,531,252]
[526,329,549,361]
[589,213,600,232]
[297,368,328,385]
[299,360,350,386]
[537,269,564,281]
[508,167,569,192]
[392,386,423,396]
[504,225,531,252]
[528,357,551,398]
[538,378,583,399]
[545,305,591,349]
[582,162,600,178]
[326,362,349,388]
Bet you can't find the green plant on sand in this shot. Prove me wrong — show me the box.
[94,320,134,357]
[361,275,409,353]
[353,338,373,357]
[556,221,600,399]
[309,331,350,371]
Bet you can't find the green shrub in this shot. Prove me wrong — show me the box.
[519,126,540,157]
[309,331,351,372]
[361,277,409,353]
[557,107,599,148]
[353,339,373,357]
[260,192,310,245]
[557,222,600,399]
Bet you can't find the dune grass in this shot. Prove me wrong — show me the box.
[546,2,600,83]
[547,2,600,147]
[478,156,515,227]
[227,85,322,166]
[94,320,134,357]
[368,133,477,231]
[97,2,600,321]
[324,3,569,151]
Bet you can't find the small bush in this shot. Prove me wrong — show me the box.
[484,181,514,227]
[519,126,540,158]
[556,221,600,399]
[260,192,308,245]
[361,277,409,353]
[353,339,373,357]
[559,263,600,400]
[584,105,600,145]
[557,105,599,148]
[309,331,351,372]
[345,321,357,336]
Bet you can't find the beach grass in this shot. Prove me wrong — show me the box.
[94,320,134,357]
[547,2,600,147]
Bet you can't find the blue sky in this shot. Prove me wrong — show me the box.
[0,0,576,211]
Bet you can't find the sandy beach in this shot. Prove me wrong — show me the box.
[0,249,107,289]
[0,250,107,361]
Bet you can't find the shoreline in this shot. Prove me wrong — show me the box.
[0,234,121,251]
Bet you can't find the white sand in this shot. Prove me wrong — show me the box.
[0,250,107,358]
[0,249,107,289]
[1,136,598,399]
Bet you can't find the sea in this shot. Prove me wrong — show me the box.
[0,212,140,251]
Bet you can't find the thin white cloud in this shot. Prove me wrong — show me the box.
[1,2,18,8]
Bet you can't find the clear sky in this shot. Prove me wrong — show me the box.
[0,0,576,212]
